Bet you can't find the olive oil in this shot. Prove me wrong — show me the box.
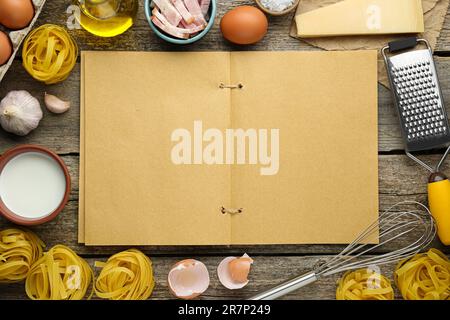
[76,0,138,37]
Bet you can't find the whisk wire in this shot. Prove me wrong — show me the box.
[316,201,435,277]
[250,201,436,300]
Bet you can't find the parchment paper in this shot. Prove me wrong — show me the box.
[289,0,449,87]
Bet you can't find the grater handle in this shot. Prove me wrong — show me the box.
[436,145,450,173]
[406,145,450,173]
[428,172,450,245]
[406,152,434,173]
[382,38,431,62]
[388,37,418,53]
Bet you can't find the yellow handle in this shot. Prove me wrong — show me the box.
[428,177,450,245]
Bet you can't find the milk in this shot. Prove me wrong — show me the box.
[0,152,66,219]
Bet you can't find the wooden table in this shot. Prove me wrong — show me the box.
[1,1,449,300]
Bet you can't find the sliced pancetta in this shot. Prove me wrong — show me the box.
[170,0,195,24]
[151,16,188,39]
[183,0,207,26]
[151,0,210,39]
[153,8,205,34]
[152,0,182,26]
[199,0,210,16]
[180,19,198,29]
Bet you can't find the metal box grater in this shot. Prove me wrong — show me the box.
[382,38,450,247]
[383,38,450,152]
[383,37,450,173]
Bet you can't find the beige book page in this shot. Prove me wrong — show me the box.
[229,51,379,244]
[79,52,89,243]
[83,52,231,245]
[79,52,85,242]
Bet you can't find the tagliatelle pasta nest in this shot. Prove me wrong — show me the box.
[395,248,450,300]
[22,24,78,84]
[94,249,155,300]
[0,229,45,283]
[336,268,394,300]
[25,245,93,300]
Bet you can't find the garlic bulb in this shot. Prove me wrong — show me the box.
[0,91,43,136]
[44,93,71,114]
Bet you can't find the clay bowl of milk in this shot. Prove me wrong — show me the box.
[0,145,71,225]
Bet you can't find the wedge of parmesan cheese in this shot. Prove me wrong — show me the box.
[295,0,424,38]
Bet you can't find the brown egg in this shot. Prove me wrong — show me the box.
[0,31,12,65]
[0,0,35,30]
[220,6,268,45]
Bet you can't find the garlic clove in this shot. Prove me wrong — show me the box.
[0,90,42,136]
[44,93,71,114]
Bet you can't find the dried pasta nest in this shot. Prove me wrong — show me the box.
[94,249,155,300]
[0,228,45,283]
[25,245,93,300]
[395,248,450,300]
[22,24,78,84]
[336,268,394,300]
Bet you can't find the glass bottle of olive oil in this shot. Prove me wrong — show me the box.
[76,0,138,37]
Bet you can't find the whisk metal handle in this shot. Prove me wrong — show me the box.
[249,272,317,300]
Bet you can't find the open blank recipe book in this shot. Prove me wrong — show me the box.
[79,51,378,245]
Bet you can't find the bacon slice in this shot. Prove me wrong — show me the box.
[152,0,182,26]
[170,0,195,24]
[183,0,207,26]
[199,0,210,16]
[151,16,189,39]
[179,19,200,36]
[153,7,205,34]
[180,19,197,29]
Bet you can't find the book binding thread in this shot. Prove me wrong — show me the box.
[219,83,243,89]
[221,207,243,214]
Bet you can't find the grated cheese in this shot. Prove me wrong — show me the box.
[260,0,295,12]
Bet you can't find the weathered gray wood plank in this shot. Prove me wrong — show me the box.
[32,0,313,53]
[1,0,450,300]
[0,62,80,154]
[0,255,402,300]
[3,58,450,153]
[0,154,446,256]
[436,1,450,52]
[29,0,450,53]
[2,0,450,153]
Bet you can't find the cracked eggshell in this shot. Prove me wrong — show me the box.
[168,259,210,299]
[217,253,253,289]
